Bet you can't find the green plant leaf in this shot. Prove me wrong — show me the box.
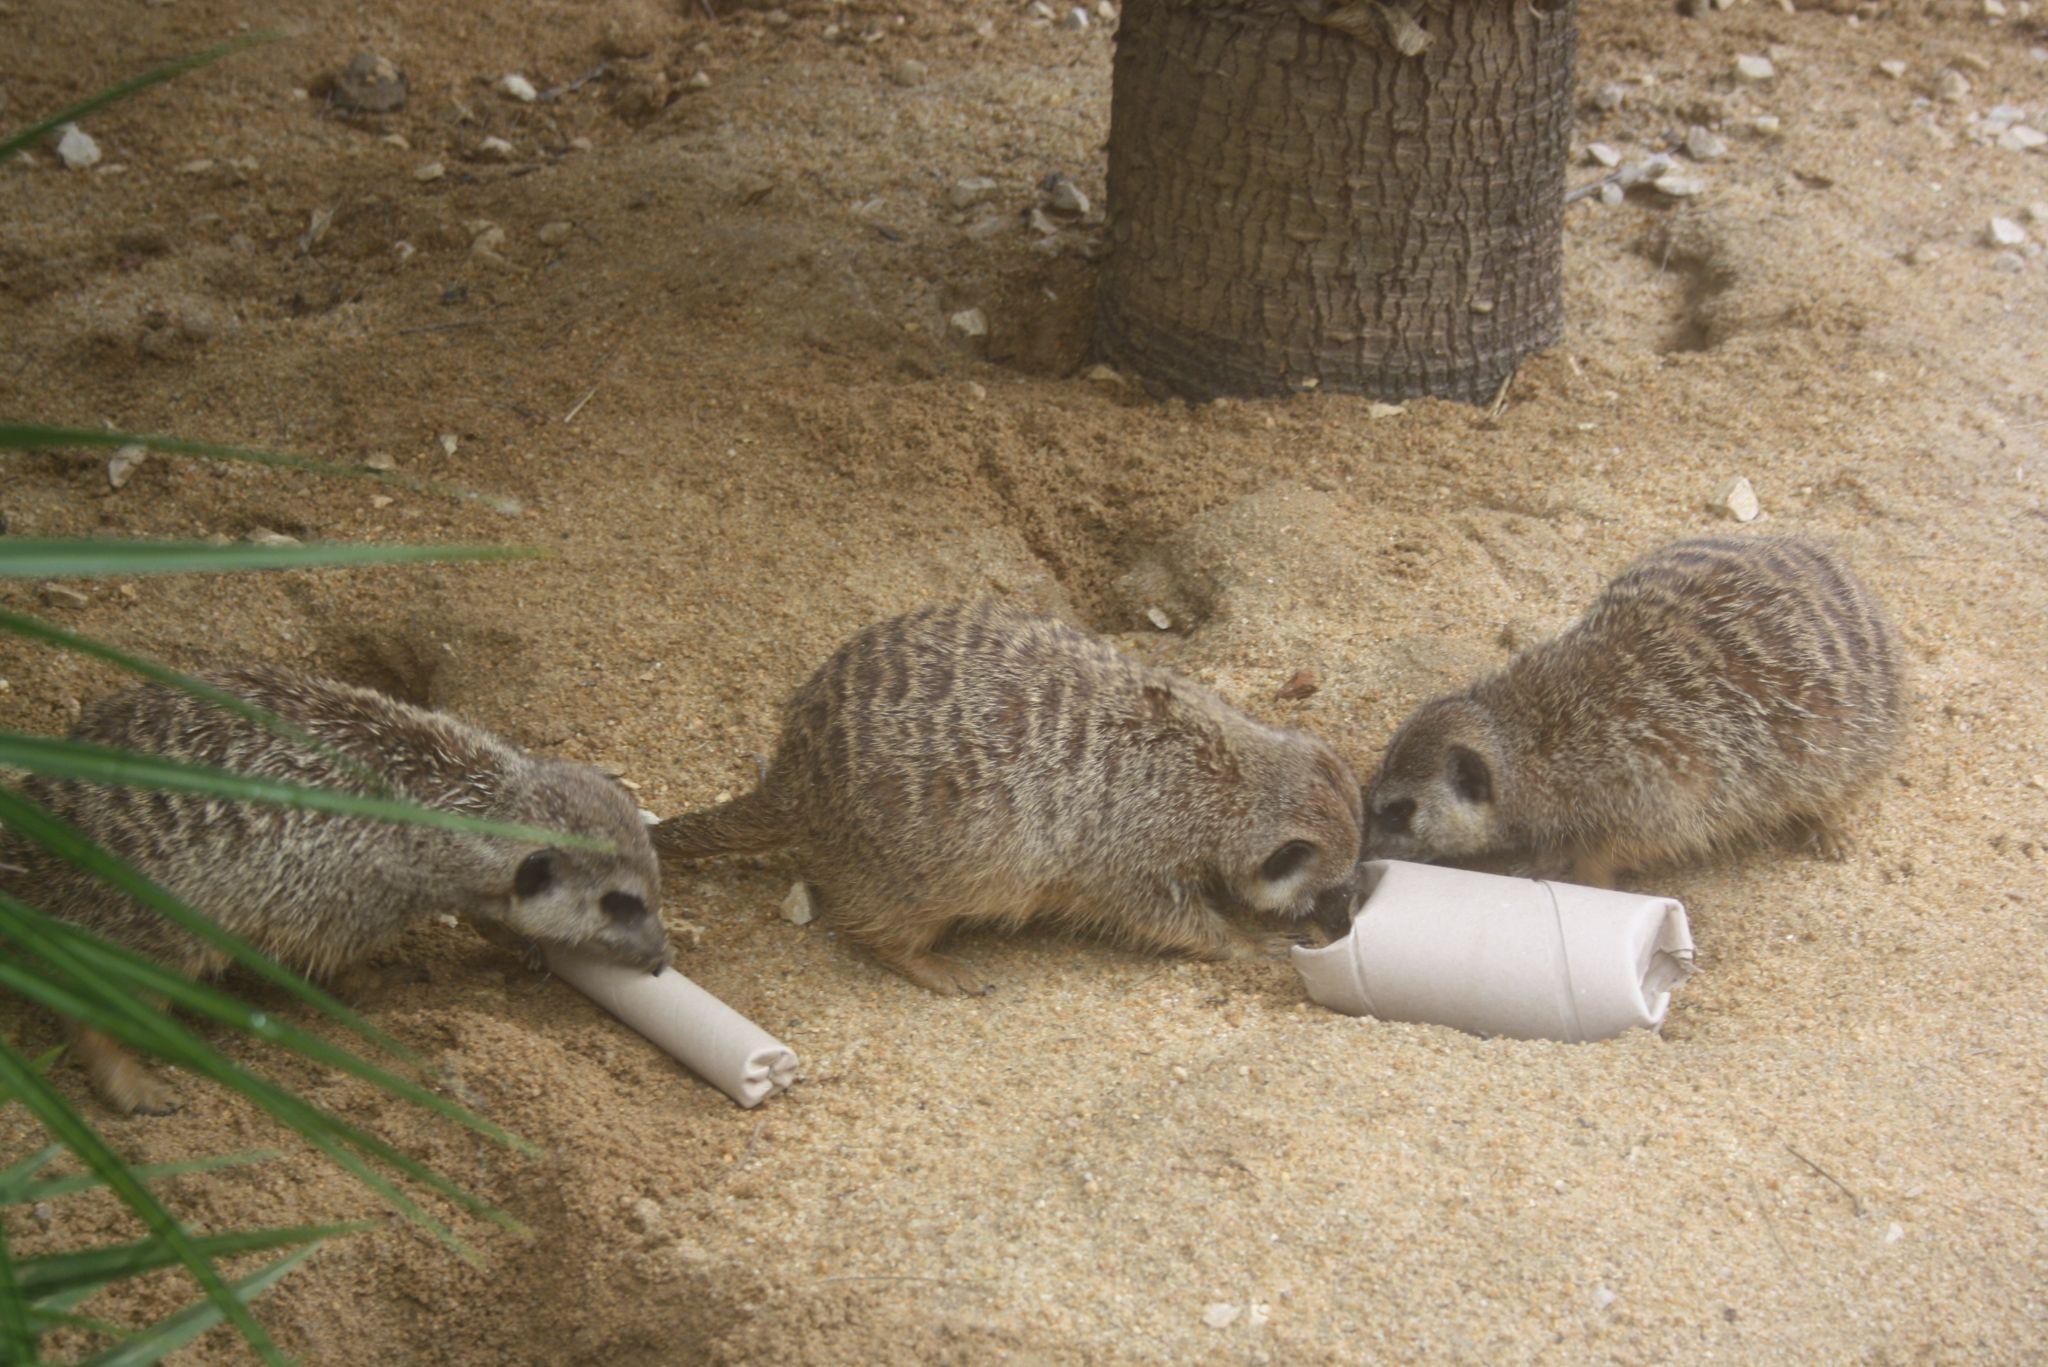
[81,1243,325,1367]
[0,1195,31,1365]
[0,537,531,579]
[0,904,528,1242]
[0,900,531,1155]
[15,1150,279,1205]
[0,784,410,1062]
[0,1145,62,1202]
[0,425,529,515]
[0,34,278,167]
[0,733,613,852]
[17,1222,358,1301]
[0,1042,285,1363]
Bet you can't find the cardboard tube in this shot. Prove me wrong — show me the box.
[1291,860,1695,1043]
[541,948,798,1107]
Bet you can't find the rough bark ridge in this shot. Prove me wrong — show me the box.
[1096,0,1576,403]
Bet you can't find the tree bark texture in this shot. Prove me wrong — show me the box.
[1095,0,1577,404]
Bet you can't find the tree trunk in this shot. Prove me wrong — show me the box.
[1095,0,1577,404]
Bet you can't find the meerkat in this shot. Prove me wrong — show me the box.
[656,601,1363,994]
[1363,535,1905,888]
[0,667,668,1115]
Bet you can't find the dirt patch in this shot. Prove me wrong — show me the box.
[3,0,2046,1360]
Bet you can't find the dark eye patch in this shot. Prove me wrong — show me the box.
[601,891,646,923]
[514,850,556,899]
[1375,798,1416,836]
[1260,840,1316,882]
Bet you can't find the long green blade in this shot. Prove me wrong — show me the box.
[0,914,526,1240]
[0,1197,31,1365]
[0,34,277,166]
[82,1243,325,1367]
[17,1223,357,1300]
[0,1042,285,1363]
[0,901,530,1153]
[16,1150,278,1204]
[0,426,527,514]
[0,785,409,1060]
[0,734,611,851]
[0,537,530,579]
[0,1145,62,1201]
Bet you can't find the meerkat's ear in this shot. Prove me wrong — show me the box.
[1446,745,1493,803]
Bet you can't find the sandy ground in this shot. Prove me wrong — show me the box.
[3,0,2047,1360]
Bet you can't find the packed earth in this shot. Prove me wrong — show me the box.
[2,0,2046,1359]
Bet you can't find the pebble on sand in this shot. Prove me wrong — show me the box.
[54,124,100,170]
[1202,1303,1240,1330]
[497,73,539,103]
[1877,59,1907,79]
[1715,476,1761,522]
[1986,217,2028,247]
[1585,142,1621,168]
[889,58,928,87]
[781,883,816,926]
[1654,172,1707,197]
[1685,126,1728,161]
[106,445,147,489]
[334,53,408,114]
[413,160,445,182]
[478,135,516,160]
[1932,68,1970,103]
[537,220,573,245]
[949,176,998,210]
[948,307,989,338]
[1733,54,1775,82]
[1064,7,1090,30]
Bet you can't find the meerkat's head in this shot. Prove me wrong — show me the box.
[1364,696,1509,865]
[487,759,669,972]
[1217,728,1364,921]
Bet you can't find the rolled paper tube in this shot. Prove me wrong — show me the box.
[540,948,799,1107]
[1291,860,1696,1043]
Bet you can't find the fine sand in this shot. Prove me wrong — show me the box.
[3,0,2045,1360]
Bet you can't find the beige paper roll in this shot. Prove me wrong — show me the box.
[1291,860,1695,1042]
[541,948,799,1107]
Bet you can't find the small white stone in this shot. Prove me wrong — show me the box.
[949,176,998,209]
[434,912,458,927]
[2026,202,2048,224]
[1085,363,1124,385]
[889,58,928,87]
[537,220,573,245]
[1202,1303,1240,1330]
[2000,125,2047,151]
[1990,250,2025,273]
[1367,401,1407,419]
[1932,68,1971,102]
[1685,126,1728,161]
[380,133,410,150]
[1145,606,1173,630]
[413,161,445,182]
[1593,1285,1618,1310]
[370,494,395,509]
[439,432,458,455]
[1097,0,1117,18]
[1046,177,1090,216]
[1654,172,1707,197]
[106,444,147,489]
[780,882,816,925]
[1877,59,1908,79]
[363,453,398,472]
[948,307,988,338]
[1715,476,1761,522]
[1598,181,1624,206]
[478,135,516,160]
[1984,0,2007,15]
[1586,142,1621,168]
[1733,54,1776,82]
[177,157,214,174]
[1592,82,1626,112]
[1027,1,1055,18]
[1885,1222,1905,1244]
[687,70,713,90]
[245,528,301,547]
[1064,7,1090,30]
[1987,216,2029,247]
[497,73,538,103]
[54,124,100,169]
[1247,1303,1271,1328]
[471,223,507,254]
[1740,114,1782,138]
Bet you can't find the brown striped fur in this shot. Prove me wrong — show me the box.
[1363,536,1906,886]
[657,601,1363,993]
[0,668,667,1114]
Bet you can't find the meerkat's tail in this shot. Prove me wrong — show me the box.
[653,788,793,859]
